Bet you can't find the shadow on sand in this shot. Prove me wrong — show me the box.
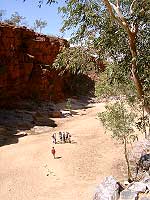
[0,96,95,147]
[0,108,57,147]
[55,156,62,159]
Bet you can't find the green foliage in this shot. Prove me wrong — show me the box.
[33,19,48,33]
[98,101,138,180]
[53,46,100,75]
[65,74,95,97]
[98,101,137,141]
[95,63,136,98]
[4,12,26,26]
[136,115,150,134]
[66,98,72,111]
[58,0,150,109]
[22,1,150,107]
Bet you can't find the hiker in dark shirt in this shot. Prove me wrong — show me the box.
[59,132,62,143]
[63,132,66,143]
[52,133,56,144]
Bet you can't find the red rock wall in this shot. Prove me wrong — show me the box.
[0,23,72,107]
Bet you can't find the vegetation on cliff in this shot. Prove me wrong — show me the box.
[0,10,48,33]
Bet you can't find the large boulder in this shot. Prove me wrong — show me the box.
[32,111,57,127]
[127,182,147,193]
[48,111,62,118]
[93,176,120,200]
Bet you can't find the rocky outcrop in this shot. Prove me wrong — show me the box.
[0,23,94,108]
[93,175,150,200]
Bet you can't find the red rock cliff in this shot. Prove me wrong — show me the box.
[0,23,95,108]
[0,23,73,107]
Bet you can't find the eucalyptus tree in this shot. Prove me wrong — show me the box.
[4,12,26,26]
[26,0,149,112]
[58,0,150,137]
[98,101,137,180]
[58,0,149,112]
[33,19,47,33]
[53,46,100,75]
[23,0,150,136]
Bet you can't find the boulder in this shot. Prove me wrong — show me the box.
[119,190,138,200]
[127,182,147,193]
[141,173,150,191]
[140,197,150,200]
[61,110,72,117]
[33,112,57,127]
[93,176,120,200]
[48,111,62,118]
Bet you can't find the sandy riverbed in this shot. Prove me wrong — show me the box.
[0,101,126,200]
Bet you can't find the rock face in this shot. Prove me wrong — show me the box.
[0,23,94,108]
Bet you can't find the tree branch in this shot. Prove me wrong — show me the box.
[130,0,136,14]
[102,0,123,27]
[116,0,120,8]
[102,0,131,34]
[102,0,149,114]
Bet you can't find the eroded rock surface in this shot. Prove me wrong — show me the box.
[0,23,95,107]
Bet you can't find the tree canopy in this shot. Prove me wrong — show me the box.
[22,0,150,179]
[33,19,48,33]
[52,46,101,75]
[22,0,150,114]
[4,11,26,26]
[58,0,150,112]
[98,101,137,180]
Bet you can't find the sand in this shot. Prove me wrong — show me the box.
[0,102,126,200]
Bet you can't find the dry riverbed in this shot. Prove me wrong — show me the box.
[0,100,127,200]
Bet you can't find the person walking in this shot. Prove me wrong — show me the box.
[63,132,66,143]
[59,132,62,143]
[66,132,69,142]
[51,147,56,159]
[68,133,72,143]
[52,133,56,144]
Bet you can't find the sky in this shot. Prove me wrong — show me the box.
[0,0,71,39]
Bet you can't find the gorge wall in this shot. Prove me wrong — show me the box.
[0,23,94,108]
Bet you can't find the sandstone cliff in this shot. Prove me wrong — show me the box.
[0,23,94,108]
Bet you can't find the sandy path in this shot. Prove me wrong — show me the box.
[0,102,126,200]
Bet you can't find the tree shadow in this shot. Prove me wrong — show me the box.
[0,76,96,147]
[4,133,28,146]
[0,108,57,147]
[55,156,62,159]
[70,140,77,144]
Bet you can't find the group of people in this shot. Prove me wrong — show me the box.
[52,131,71,144]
